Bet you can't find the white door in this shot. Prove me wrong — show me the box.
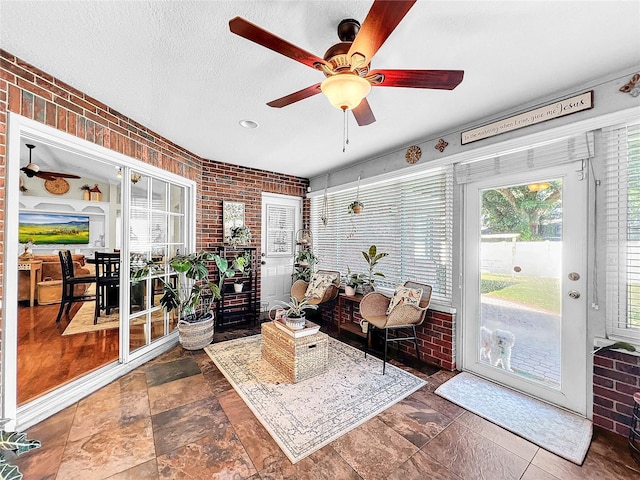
[462,162,587,415]
[261,193,302,311]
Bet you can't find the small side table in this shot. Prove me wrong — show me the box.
[337,293,371,346]
[18,260,43,307]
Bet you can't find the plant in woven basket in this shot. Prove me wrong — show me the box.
[0,419,41,480]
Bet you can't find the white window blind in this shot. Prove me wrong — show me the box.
[605,122,640,342]
[266,204,295,256]
[310,166,453,305]
[455,133,593,184]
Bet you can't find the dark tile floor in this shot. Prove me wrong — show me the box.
[10,326,640,480]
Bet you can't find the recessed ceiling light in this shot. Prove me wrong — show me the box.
[239,119,259,129]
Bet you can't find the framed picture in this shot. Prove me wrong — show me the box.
[19,213,90,245]
[223,201,245,243]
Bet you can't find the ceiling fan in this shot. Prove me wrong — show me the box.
[21,144,80,181]
[229,0,464,126]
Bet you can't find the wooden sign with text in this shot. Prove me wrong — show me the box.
[461,91,593,145]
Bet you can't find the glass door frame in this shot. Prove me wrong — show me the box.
[3,113,195,431]
[461,161,588,415]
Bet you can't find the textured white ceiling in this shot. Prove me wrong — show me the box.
[2,1,639,179]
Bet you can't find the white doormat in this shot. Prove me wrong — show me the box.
[435,371,592,465]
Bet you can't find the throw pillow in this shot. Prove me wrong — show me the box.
[386,285,424,315]
[305,273,336,299]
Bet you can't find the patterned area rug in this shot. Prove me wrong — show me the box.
[205,334,426,464]
[435,371,592,465]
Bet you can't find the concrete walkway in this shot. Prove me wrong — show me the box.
[481,297,561,387]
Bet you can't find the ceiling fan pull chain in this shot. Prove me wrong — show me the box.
[342,108,350,153]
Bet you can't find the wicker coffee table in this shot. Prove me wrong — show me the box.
[261,321,328,383]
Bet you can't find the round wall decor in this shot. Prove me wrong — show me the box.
[44,178,70,195]
[405,145,422,164]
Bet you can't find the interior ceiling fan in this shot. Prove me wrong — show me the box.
[21,144,80,181]
[229,0,464,126]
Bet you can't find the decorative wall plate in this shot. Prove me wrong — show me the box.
[405,145,422,164]
[44,177,70,195]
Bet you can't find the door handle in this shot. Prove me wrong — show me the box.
[568,290,581,299]
[261,260,266,265]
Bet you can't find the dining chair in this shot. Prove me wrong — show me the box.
[360,281,432,374]
[94,252,120,323]
[56,250,96,323]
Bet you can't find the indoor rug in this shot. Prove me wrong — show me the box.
[62,295,163,335]
[205,334,426,464]
[435,371,592,465]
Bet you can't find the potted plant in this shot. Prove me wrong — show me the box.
[348,199,364,214]
[233,278,244,293]
[80,184,91,201]
[344,267,365,296]
[361,244,388,293]
[295,248,317,268]
[229,225,252,245]
[273,296,318,330]
[131,250,239,349]
[294,248,318,282]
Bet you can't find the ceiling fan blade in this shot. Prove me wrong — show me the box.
[352,98,376,126]
[36,171,81,179]
[347,0,416,69]
[229,17,329,71]
[367,69,464,90]
[267,83,322,108]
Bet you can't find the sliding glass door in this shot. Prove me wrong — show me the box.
[126,171,190,356]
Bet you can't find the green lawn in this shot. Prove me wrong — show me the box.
[481,273,561,314]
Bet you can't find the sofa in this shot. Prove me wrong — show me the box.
[18,254,92,303]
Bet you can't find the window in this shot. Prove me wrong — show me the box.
[605,122,640,342]
[310,167,453,305]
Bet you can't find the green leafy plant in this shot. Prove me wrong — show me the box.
[131,250,240,322]
[229,225,252,245]
[362,244,388,286]
[344,266,366,287]
[593,341,637,355]
[294,248,318,282]
[274,296,318,318]
[233,251,251,274]
[0,419,41,480]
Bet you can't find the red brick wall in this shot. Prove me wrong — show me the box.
[593,349,640,437]
[199,162,308,300]
[0,49,308,410]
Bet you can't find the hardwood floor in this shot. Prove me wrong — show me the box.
[17,301,120,405]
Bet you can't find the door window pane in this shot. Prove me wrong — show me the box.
[479,180,562,388]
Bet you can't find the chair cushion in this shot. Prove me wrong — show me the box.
[305,273,337,299]
[386,285,424,315]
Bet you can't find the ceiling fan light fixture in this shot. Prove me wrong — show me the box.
[321,73,371,111]
[24,163,40,173]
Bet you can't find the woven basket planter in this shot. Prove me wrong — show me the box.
[178,311,214,350]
